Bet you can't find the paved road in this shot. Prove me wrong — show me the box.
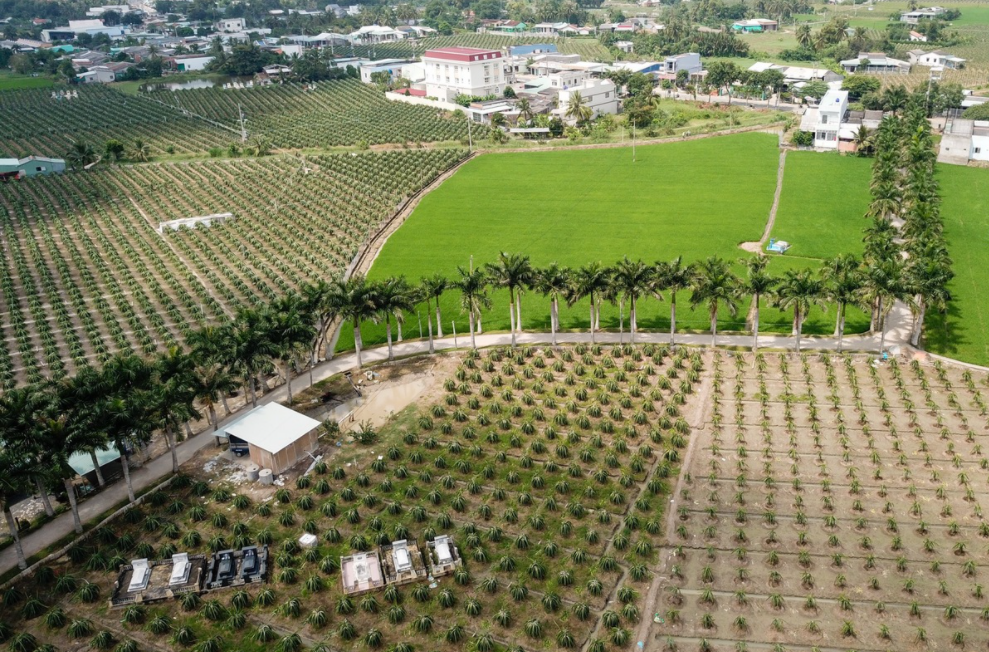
[0,303,914,576]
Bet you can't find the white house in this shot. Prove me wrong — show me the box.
[532,22,571,35]
[423,46,505,102]
[42,19,125,42]
[77,61,133,82]
[810,89,849,149]
[900,6,945,23]
[662,52,701,75]
[938,118,989,165]
[840,52,910,74]
[557,78,618,121]
[86,5,130,17]
[215,18,247,32]
[348,25,405,44]
[170,54,213,72]
[909,30,928,42]
[908,49,966,69]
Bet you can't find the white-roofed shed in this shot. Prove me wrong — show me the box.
[218,403,322,474]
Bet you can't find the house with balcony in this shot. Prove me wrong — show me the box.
[423,46,505,102]
[840,52,910,74]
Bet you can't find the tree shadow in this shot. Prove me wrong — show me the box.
[924,300,970,358]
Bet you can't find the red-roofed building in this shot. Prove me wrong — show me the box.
[423,46,506,101]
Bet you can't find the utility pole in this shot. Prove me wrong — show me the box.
[632,121,636,162]
[239,104,247,143]
[467,115,473,153]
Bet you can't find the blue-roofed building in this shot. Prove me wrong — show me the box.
[509,43,557,57]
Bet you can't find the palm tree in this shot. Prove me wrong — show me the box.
[0,439,33,569]
[774,269,825,352]
[565,91,592,125]
[98,353,156,503]
[264,293,316,404]
[337,275,379,370]
[301,279,342,362]
[612,257,654,343]
[517,97,534,125]
[796,24,813,48]
[570,262,610,344]
[153,347,200,473]
[454,265,491,350]
[535,263,572,346]
[862,257,913,353]
[739,257,777,351]
[194,361,238,431]
[131,139,151,162]
[907,248,953,347]
[656,256,695,345]
[229,310,277,406]
[375,276,413,361]
[690,256,739,347]
[66,140,97,171]
[486,252,534,347]
[421,274,448,339]
[820,254,863,352]
[247,134,272,157]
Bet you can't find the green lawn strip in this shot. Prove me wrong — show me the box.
[0,75,56,91]
[924,164,989,365]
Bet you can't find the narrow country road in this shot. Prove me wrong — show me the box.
[0,307,916,578]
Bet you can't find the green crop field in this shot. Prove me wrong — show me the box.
[355,132,859,351]
[0,75,55,91]
[925,165,989,365]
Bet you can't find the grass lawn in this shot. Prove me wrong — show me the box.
[925,165,989,365]
[343,132,859,351]
[770,151,872,260]
[0,75,55,91]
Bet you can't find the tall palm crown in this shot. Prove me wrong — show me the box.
[774,269,825,350]
[336,275,379,368]
[689,256,739,344]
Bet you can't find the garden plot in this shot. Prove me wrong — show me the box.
[654,351,989,652]
[0,344,705,652]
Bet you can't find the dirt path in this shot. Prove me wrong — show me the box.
[739,148,787,254]
[633,359,713,649]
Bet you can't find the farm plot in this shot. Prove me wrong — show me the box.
[0,344,705,652]
[0,148,466,386]
[147,79,486,148]
[653,350,989,652]
[0,85,230,158]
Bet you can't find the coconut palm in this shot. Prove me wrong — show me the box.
[656,256,695,345]
[906,247,953,347]
[98,353,157,503]
[264,293,316,404]
[0,433,33,569]
[565,91,592,125]
[229,309,278,407]
[820,254,864,352]
[516,97,534,125]
[862,257,914,353]
[421,273,448,338]
[569,261,610,344]
[796,24,813,48]
[152,346,200,473]
[690,256,738,347]
[193,361,238,431]
[66,140,97,171]
[336,275,380,370]
[739,257,777,351]
[535,263,572,346]
[301,279,342,362]
[612,257,654,343]
[486,252,534,347]
[454,265,491,350]
[130,139,151,162]
[774,269,825,352]
[374,276,413,361]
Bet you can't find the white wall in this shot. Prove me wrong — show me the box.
[423,53,504,101]
[972,134,989,161]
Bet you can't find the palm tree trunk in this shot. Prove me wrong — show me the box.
[435,305,443,338]
[794,308,802,352]
[119,446,135,503]
[247,379,257,407]
[911,298,925,347]
[209,404,218,432]
[589,303,595,344]
[551,297,558,346]
[397,320,404,342]
[710,307,718,347]
[221,395,231,415]
[63,478,82,534]
[670,300,677,345]
[284,359,294,404]
[619,297,625,344]
[4,506,26,570]
[165,424,179,474]
[386,317,394,361]
[426,306,435,354]
[753,296,760,352]
[594,300,601,330]
[468,308,476,350]
[354,322,364,369]
[34,477,53,517]
[630,296,637,343]
[90,450,105,487]
[837,303,846,353]
[476,310,483,334]
[509,290,516,347]
[516,294,522,334]
[877,296,885,353]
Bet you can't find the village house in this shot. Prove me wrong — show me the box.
[840,52,911,74]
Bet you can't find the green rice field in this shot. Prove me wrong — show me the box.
[349,133,862,351]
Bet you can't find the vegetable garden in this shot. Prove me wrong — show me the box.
[0,343,703,652]
[0,148,467,387]
[147,80,485,149]
[655,350,989,651]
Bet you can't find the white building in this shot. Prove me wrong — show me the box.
[908,49,966,69]
[812,89,848,149]
[938,119,989,164]
[662,52,701,75]
[215,18,247,32]
[423,46,505,102]
[86,5,131,17]
[900,6,945,23]
[170,54,213,72]
[42,19,125,42]
[348,25,405,44]
[557,78,618,121]
[840,52,910,74]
